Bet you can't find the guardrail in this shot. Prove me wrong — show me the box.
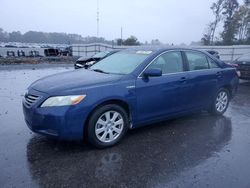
[72,43,250,62]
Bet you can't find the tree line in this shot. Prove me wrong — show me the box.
[0,28,114,45]
[202,0,250,45]
[0,28,164,46]
[0,28,149,46]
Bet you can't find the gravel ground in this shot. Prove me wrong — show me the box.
[0,64,250,188]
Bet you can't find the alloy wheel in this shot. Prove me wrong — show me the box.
[95,111,124,143]
[215,91,228,113]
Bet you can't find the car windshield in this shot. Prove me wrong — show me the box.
[237,53,250,62]
[90,52,150,75]
[92,51,110,58]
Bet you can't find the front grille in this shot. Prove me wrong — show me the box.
[24,94,40,107]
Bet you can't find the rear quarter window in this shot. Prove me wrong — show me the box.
[186,51,209,71]
[208,58,220,68]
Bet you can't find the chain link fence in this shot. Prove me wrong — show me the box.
[72,43,250,62]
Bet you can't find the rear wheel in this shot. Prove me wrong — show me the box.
[87,104,129,148]
[210,88,230,115]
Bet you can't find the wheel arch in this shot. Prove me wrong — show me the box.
[221,84,233,99]
[83,98,131,140]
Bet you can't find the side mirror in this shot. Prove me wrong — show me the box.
[143,68,162,77]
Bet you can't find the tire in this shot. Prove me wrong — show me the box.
[210,88,230,116]
[87,104,129,148]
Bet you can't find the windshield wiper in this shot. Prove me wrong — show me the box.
[92,69,109,74]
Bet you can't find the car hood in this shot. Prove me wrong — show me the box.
[77,57,100,62]
[29,69,123,94]
[77,56,91,61]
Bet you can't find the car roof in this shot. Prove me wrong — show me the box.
[122,46,226,67]
[109,50,120,53]
[206,50,219,53]
[122,46,208,54]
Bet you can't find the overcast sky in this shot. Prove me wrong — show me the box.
[0,0,216,44]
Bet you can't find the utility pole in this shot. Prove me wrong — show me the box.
[120,27,123,46]
[96,0,100,39]
[121,27,123,41]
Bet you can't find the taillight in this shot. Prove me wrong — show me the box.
[226,62,238,68]
[236,70,241,77]
[231,63,239,68]
[226,63,240,77]
[232,63,240,77]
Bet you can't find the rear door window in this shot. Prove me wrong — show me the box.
[185,51,209,71]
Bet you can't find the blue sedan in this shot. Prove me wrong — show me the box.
[23,48,239,148]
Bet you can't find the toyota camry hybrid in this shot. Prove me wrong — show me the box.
[23,47,239,148]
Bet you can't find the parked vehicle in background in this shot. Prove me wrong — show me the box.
[4,44,17,48]
[206,50,220,59]
[232,53,250,80]
[74,50,119,69]
[23,47,239,148]
[44,48,60,56]
[29,50,41,57]
[44,47,72,57]
[59,47,72,56]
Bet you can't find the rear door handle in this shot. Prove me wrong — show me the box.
[180,77,187,83]
[216,71,223,78]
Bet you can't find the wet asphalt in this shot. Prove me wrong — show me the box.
[0,64,250,188]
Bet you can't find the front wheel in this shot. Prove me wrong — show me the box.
[87,104,129,148]
[210,88,230,116]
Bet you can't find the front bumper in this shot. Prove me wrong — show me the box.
[22,89,89,141]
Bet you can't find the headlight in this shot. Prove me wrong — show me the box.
[41,95,86,107]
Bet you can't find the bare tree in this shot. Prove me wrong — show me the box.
[221,0,239,45]
[234,5,250,41]
[210,0,224,44]
[203,0,250,45]
[202,22,214,45]
[245,0,250,6]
